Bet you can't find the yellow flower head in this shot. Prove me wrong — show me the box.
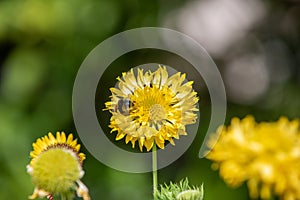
[206,116,300,200]
[27,132,90,200]
[105,66,199,151]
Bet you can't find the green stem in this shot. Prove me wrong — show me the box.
[152,143,158,200]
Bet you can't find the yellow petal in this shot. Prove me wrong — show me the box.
[116,132,126,140]
[61,132,66,143]
[144,138,154,151]
[67,134,74,144]
[138,137,145,152]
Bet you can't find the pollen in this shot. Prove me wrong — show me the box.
[149,104,166,122]
[31,148,81,194]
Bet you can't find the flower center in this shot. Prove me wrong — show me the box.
[149,104,166,122]
[129,85,174,125]
[31,148,81,194]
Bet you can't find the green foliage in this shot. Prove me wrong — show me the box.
[0,0,299,200]
[155,178,204,200]
[0,1,158,199]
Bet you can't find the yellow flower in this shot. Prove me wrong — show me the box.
[27,132,90,200]
[105,66,199,151]
[206,116,300,200]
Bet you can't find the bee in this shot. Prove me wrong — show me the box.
[115,98,133,116]
[47,194,54,200]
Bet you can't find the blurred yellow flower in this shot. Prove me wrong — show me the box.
[206,116,300,200]
[105,66,199,151]
[27,132,90,200]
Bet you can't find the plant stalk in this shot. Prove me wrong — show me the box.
[152,143,158,200]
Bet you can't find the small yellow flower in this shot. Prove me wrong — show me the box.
[27,132,90,200]
[206,116,300,200]
[105,66,199,151]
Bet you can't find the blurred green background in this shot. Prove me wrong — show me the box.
[0,0,299,199]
